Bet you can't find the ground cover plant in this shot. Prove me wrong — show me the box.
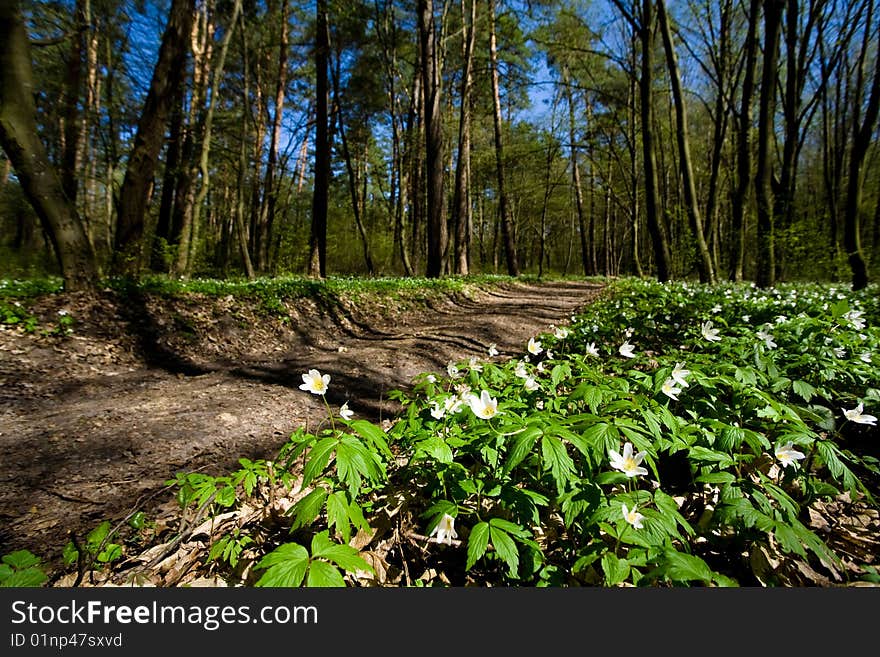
[4,277,878,587]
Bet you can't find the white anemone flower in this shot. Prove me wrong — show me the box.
[528,337,543,355]
[429,402,445,420]
[585,342,600,357]
[670,362,690,387]
[859,352,872,364]
[843,309,866,330]
[619,341,636,358]
[469,357,483,372]
[299,369,330,395]
[554,326,570,340]
[621,503,645,529]
[339,402,354,420]
[661,377,682,401]
[429,513,458,545]
[514,361,529,379]
[701,321,722,342]
[833,347,846,359]
[774,442,806,469]
[843,403,877,426]
[488,343,499,357]
[524,376,540,391]
[756,329,777,349]
[608,442,649,478]
[444,395,464,415]
[467,390,500,419]
[447,361,462,378]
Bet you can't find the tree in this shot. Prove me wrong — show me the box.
[844,0,879,290]
[489,0,520,276]
[657,0,715,283]
[419,0,448,278]
[755,0,784,288]
[112,0,196,275]
[309,0,331,278]
[0,0,98,290]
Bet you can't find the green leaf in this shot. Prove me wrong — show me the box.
[289,488,328,530]
[300,437,338,489]
[503,426,542,473]
[489,525,519,578]
[792,380,816,403]
[2,550,41,570]
[306,560,347,587]
[0,568,48,588]
[466,522,490,571]
[541,435,576,493]
[350,419,392,458]
[695,472,736,485]
[416,436,454,464]
[659,550,716,584]
[551,363,572,388]
[326,492,351,543]
[310,531,373,575]
[601,553,630,586]
[255,543,309,587]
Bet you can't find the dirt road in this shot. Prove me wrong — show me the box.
[0,279,604,566]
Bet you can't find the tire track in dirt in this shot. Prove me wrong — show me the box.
[0,279,604,565]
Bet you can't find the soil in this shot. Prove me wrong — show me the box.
[0,279,605,574]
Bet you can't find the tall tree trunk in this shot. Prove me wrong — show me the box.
[731,0,760,281]
[638,0,671,281]
[259,0,289,273]
[61,0,87,208]
[150,81,185,272]
[308,0,330,278]
[657,0,714,283]
[451,0,476,276]
[755,0,784,288]
[113,0,195,276]
[176,0,241,277]
[844,0,879,291]
[419,0,448,278]
[236,14,256,280]
[565,69,591,277]
[0,0,98,290]
[488,0,519,276]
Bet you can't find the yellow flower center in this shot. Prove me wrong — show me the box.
[623,457,639,471]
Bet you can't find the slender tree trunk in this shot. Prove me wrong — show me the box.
[844,0,879,291]
[657,0,714,283]
[756,0,784,288]
[259,0,289,273]
[638,0,671,281]
[565,69,591,277]
[236,19,256,280]
[150,81,185,272]
[309,0,330,278]
[731,0,760,281]
[451,0,476,276]
[113,0,195,275]
[177,0,241,277]
[0,0,99,290]
[419,0,448,278]
[488,0,519,276]
[61,0,87,208]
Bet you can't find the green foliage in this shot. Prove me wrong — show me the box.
[112,277,880,588]
[0,550,48,587]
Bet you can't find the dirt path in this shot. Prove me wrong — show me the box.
[0,279,604,566]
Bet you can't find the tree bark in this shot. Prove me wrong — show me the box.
[419,0,448,278]
[844,0,879,291]
[755,0,784,288]
[0,0,98,290]
[730,0,760,282]
[638,0,671,281]
[309,0,330,278]
[488,0,519,276]
[451,0,476,276]
[113,0,195,276]
[657,0,715,283]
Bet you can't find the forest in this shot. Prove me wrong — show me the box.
[1,0,878,290]
[1,0,880,591]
